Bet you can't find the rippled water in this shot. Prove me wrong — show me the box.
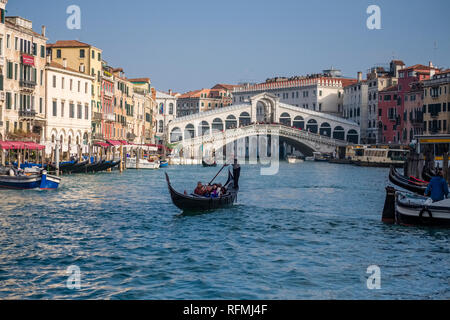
[0,162,449,299]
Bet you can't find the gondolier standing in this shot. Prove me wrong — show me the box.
[425,169,449,202]
[233,159,240,189]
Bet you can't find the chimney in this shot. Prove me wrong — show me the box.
[357,72,363,82]
[429,61,434,68]
[168,89,173,95]
[46,54,51,65]
[62,58,67,69]
[41,25,46,37]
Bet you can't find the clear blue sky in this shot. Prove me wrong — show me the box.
[7,0,450,93]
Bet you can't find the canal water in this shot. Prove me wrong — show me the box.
[0,162,448,299]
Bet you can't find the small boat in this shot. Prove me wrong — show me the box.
[126,157,160,169]
[313,152,328,162]
[388,166,427,195]
[382,187,450,227]
[165,170,239,212]
[305,156,315,161]
[0,168,60,190]
[159,160,169,168]
[202,159,217,167]
[287,155,304,164]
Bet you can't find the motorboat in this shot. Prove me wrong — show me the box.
[126,157,160,169]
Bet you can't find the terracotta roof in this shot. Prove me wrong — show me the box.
[391,60,405,66]
[47,61,93,78]
[380,85,399,93]
[47,40,95,49]
[402,64,439,71]
[212,84,239,90]
[129,78,150,83]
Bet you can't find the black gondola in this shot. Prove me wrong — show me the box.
[94,160,121,172]
[85,160,105,173]
[389,166,427,195]
[66,160,89,174]
[165,170,239,212]
[202,159,217,167]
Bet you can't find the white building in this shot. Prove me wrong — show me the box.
[343,72,368,143]
[44,59,94,156]
[155,90,177,144]
[232,73,356,117]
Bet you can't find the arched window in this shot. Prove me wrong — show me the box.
[169,103,174,115]
[333,126,345,140]
[279,112,291,127]
[306,119,318,134]
[212,118,224,132]
[184,124,195,139]
[293,116,304,129]
[319,122,331,137]
[170,127,182,142]
[239,112,251,127]
[159,120,164,133]
[347,129,359,144]
[226,115,237,129]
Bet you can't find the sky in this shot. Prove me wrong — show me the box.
[6,0,450,93]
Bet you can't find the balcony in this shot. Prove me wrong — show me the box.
[93,133,104,140]
[103,113,115,122]
[19,109,37,119]
[19,79,37,91]
[93,112,102,121]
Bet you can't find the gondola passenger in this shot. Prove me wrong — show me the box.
[194,182,205,196]
[210,185,219,198]
[425,170,449,202]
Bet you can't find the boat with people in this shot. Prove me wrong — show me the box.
[0,167,61,190]
[351,146,408,168]
[165,163,240,212]
[382,186,450,227]
[126,157,160,169]
[287,155,304,164]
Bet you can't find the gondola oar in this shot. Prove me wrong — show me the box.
[208,163,229,185]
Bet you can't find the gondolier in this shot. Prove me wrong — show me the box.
[425,170,449,202]
[233,159,240,189]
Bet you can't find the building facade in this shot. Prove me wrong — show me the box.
[44,60,94,157]
[47,40,103,139]
[155,90,177,144]
[232,73,356,117]
[2,15,47,143]
[343,72,368,143]
[422,70,450,135]
[177,88,233,117]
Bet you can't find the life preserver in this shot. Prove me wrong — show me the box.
[419,208,433,224]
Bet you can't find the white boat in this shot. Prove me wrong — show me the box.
[126,158,160,169]
[305,156,315,161]
[287,156,304,164]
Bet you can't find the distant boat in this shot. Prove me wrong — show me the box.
[313,152,329,162]
[126,157,160,169]
[202,159,217,167]
[287,155,304,164]
[0,168,60,190]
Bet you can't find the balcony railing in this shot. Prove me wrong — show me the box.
[19,79,37,90]
[19,109,37,118]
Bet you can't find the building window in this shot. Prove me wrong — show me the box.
[56,49,61,58]
[61,102,65,117]
[52,75,56,88]
[77,104,82,119]
[70,103,75,118]
[62,77,65,89]
[52,100,57,117]
[39,98,43,114]
[85,105,89,120]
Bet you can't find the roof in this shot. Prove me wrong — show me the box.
[380,84,399,93]
[401,64,439,72]
[47,40,99,50]
[156,91,177,99]
[47,61,93,78]
[391,60,405,66]
[129,78,150,83]
[212,84,240,90]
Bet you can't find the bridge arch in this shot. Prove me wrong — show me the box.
[184,123,195,139]
[306,119,318,134]
[279,112,291,127]
[226,115,237,129]
[212,118,224,132]
[333,126,345,140]
[319,122,332,137]
[346,129,359,144]
[293,116,305,129]
[200,121,210,136]
[170,127,183,142]
[239,112,251,127]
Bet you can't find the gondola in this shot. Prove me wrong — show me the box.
[94,160,121,172]
[165,169,239,212]
[388,166,427,195]
[202,159,217,167]
[48,160,78,173]
[85,160,105,173]
[66,160,89,174]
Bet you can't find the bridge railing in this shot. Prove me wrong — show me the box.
[176,123,348,147]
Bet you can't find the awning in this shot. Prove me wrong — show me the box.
[119,140,128,145]
[95,142,110,148]
[106,140,121,146]
[0,141,45,150]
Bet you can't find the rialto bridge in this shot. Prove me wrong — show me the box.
[167,93,360,158]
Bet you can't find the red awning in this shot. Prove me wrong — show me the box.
[95,142,110,148]
[23,142,45,150]
[106,140,121,146]
[0,141,12,150]
[119,140,128,145]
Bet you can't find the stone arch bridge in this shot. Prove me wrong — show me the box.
[167,93,359,157]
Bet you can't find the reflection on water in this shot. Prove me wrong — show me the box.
[0,162,449,299]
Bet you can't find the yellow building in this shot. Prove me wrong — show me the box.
[46,40,103,137]
[423,70,450,135]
